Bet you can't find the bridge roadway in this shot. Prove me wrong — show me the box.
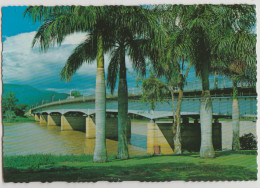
[32,108,247,120]
[31,95,257,118]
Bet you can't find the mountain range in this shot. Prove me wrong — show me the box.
[3,84,69,106]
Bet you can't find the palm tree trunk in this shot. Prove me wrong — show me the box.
[200,62,215,158]
[93,34,107,162]
[117,45,129,159]
[232,80,240,151]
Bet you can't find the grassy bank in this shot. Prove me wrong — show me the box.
[3,150,257,182]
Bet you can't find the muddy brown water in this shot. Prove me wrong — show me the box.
[3,121,148,156]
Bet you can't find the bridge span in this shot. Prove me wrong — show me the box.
[30,94,256,155]
[31,108,226,155]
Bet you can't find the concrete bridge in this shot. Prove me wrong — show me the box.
[32,107,225,155]
[30,94,256,155]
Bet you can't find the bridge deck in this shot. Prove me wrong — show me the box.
[33,108,255,120]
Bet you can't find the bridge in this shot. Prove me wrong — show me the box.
[30,93,256,155]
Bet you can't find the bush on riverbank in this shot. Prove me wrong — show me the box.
[3,116,35,124]
[240,133,257,150]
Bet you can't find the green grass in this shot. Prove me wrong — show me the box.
[3,151,257,182]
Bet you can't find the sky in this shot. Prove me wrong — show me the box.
[1,6,229,96]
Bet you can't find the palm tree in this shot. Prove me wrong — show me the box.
[160,5,217,158]
[212,31,256,151]
[105,6,158,159]
[157,23,193,154]
[24,6,111,162]
[211,5,256,151]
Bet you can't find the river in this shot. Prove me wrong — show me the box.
[3,121,147,156]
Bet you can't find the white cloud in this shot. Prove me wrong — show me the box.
[2,31,138,95]
[2,31,90,84]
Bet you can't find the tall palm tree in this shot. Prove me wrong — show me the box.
[24,6,111,162]
[158,22,193,154]
[105,6,158,159]
[162,5,217,158]
[212,31,256,151]
[106,29,148,159]
[211,5,256,151]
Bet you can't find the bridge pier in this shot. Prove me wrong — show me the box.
[61,115,72,130]
[182,116,189,124]
[147,120,174,155]
[34,114,40,121]
[47,114,61,126]
[86,117,95,138]
[85,115,131,139]
[61,113,86,131]
[106,116,131,140]
[40,114,48,124]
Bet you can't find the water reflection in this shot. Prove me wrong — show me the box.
[3,122,147,156]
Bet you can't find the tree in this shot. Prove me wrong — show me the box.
[151,19,193,154]
[71,91,82,98]
[212,8,256,151]
[161,5,250,157]
[24,6,110,162]
[137,71,169,111]
[2,92,18,113]
[104,6,159,159]
[2,92,28,122]
[14,104,28,117]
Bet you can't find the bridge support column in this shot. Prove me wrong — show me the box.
[194,118,199,125]
[182,116,189,124]
[147,121,158,154]
[61,115,73,131]
[34,114,40,121]
[47,114,61,126]
[86,117,95,138]
[40,114,48,124]
[213,118,222,151]
[147,121,174,155]
[106,116,131,140]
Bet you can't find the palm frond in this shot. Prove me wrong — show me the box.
[60,35,97,82]
[107,47,120,94]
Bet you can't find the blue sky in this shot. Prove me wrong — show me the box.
[2,7,41,41]
[2,6,230,95]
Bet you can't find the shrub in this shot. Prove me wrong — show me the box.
[239,133,257,150]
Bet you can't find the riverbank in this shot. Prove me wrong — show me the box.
[3,150,257,182]
[3,116,35,125]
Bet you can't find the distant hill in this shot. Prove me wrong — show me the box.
[3,84,69,106]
